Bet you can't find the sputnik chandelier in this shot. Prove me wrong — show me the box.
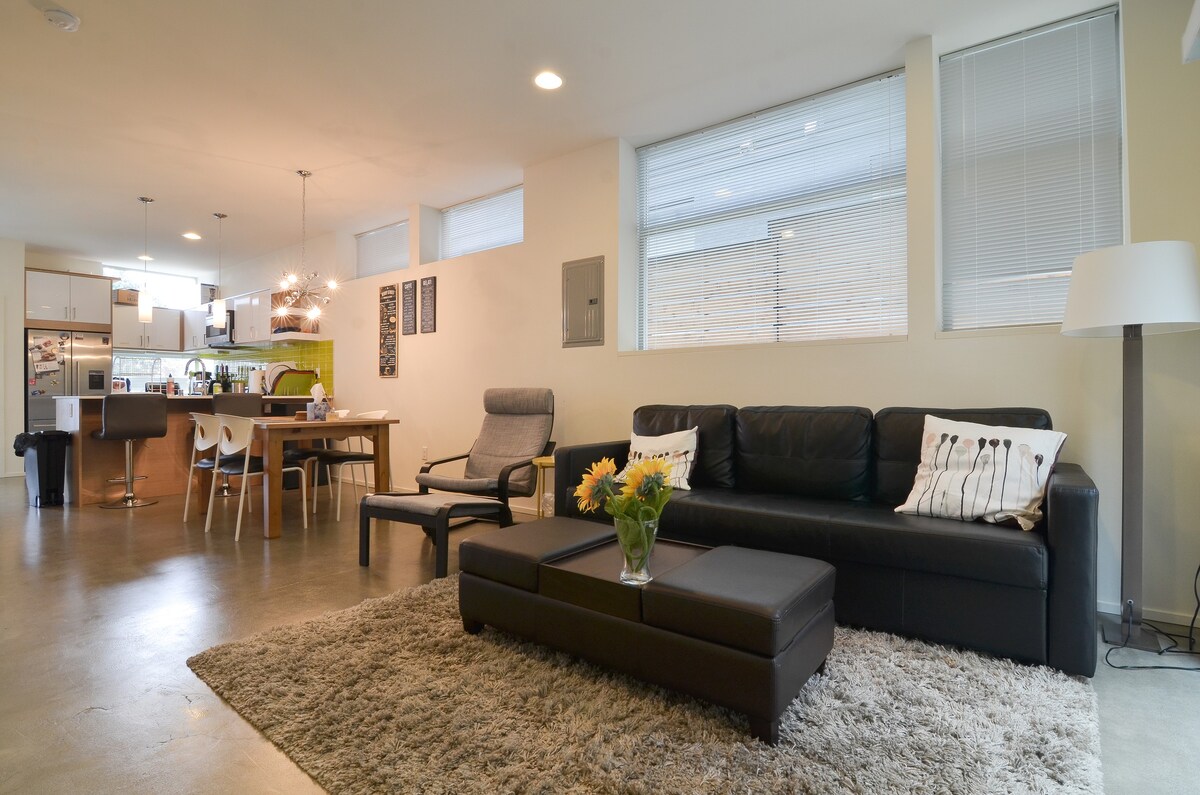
[277,169,338,323]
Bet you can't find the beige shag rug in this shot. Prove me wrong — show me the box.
[187,576,1102,794]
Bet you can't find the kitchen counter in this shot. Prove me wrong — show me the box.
[54,395,323,506]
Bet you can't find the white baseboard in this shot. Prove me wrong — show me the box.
[1096,599,1197,627]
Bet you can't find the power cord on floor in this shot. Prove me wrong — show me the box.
[1103,562,1200,672]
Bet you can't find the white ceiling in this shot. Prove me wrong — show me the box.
[0,0,1099,280]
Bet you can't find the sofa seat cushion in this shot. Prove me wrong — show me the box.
[660,489,1047,590]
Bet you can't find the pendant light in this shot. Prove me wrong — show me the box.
[137,196,154,323]
[211,212,228,328]
[278,169,337,326]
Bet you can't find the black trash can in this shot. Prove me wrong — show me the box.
[15,430,71,507]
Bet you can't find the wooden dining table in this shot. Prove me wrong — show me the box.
[250,415,399,538]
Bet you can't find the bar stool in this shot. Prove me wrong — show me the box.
[93,393,168,509]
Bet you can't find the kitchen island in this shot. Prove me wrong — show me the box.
[55,395,313,506]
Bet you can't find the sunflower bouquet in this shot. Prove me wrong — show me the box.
[575,457,673,583]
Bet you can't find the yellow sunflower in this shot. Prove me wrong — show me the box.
[575,457,617,513]
[620,456,673,500]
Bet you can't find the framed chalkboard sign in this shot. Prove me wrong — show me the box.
[379,284,398,377]
[420,276,437,333]
[401,280,417,336]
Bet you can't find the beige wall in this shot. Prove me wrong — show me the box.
[2,239,26,478]
[1123,0,1200,625]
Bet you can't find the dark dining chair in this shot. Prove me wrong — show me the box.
[210,392,264,497]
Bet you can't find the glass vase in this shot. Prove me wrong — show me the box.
[614,515,658,585]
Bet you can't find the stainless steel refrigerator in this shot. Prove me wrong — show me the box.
[25,330,112,432]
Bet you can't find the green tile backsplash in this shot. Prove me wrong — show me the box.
[115,340,335,395]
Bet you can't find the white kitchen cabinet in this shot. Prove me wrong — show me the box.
[112,305,182,350]
[25,270,113,326]
[112,305,144,348]
[182,309,208,351]
[145,308,181,350]
[232,289,272,343]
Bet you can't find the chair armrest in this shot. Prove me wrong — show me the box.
[419,452,469,474]
[1043,461,1099,676]
[496,458,537,503]
[553,440,631,521]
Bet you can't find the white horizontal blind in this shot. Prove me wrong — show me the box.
[940,9,1122,331]
[636,73,907,350]
[355,221,410,277]
[440,185,524,260]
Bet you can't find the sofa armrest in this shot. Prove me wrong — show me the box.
[1043,462,1099,676]
[553,440,631,521]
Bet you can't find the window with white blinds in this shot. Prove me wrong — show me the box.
[636,73,907,351]
[440,185,524,260]
[355,220,410,277]
[940,9,1122,331]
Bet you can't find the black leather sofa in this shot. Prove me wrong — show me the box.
[554,405,1099,677]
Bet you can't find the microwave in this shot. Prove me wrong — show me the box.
[205,309,235,347]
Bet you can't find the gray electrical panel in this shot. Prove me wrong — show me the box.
[562,256,604,348]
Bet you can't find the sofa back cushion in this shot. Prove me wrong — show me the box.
[633,405,737,488]
[872,407,1053,505]
[735,406,874,499]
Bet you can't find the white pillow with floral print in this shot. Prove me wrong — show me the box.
[615,427,698,491]
[895,415,1066,531]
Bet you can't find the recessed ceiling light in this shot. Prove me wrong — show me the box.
[182,231,202,240]
[28,1,80,32]
[534,71,563,90]
[137,255,154,261]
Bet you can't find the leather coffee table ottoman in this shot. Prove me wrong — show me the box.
[458,517,835,744]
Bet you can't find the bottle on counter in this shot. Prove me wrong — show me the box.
[165,373,174,397]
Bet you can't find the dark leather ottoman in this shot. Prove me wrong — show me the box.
[459,517,836,744]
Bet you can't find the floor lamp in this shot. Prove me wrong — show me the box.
[1061,240,1200,652]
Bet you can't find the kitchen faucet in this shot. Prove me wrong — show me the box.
[183,357,208,395]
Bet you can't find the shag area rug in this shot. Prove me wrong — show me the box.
[188,577,1102,794]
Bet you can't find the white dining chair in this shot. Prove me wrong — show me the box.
[205,413,308,539]
[183,412,222,522]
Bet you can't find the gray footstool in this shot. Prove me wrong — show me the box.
[359,493,513,578]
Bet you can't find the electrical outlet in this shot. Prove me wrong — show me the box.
[421,446,428,461]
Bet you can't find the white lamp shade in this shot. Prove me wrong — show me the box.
[211,297,226,328]
[137,291,154,323]
[1061,241,1200,337]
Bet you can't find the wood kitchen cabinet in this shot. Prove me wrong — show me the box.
[25,270,113,327]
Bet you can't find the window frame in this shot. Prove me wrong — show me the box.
[937,7,1124,333]
[440,185,524,260]
[635,71,909,352]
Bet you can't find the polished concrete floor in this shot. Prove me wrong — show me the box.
[1,476,1198,793]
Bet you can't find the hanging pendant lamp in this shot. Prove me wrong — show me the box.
[211,212,228,328]
[278,169,337,326]
[137,197,155,322]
